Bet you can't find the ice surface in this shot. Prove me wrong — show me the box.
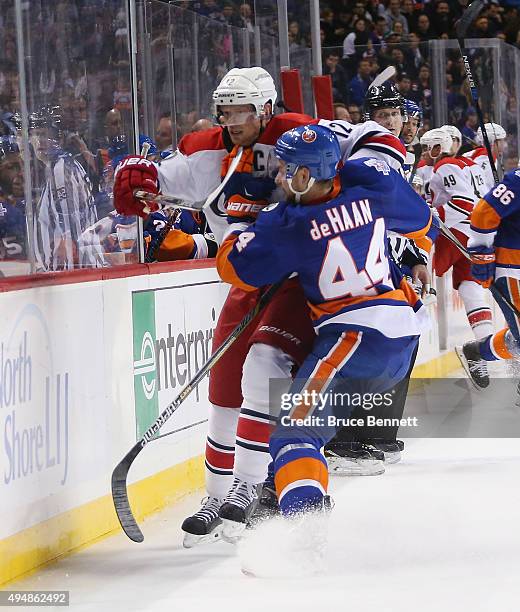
[10,373,520,612]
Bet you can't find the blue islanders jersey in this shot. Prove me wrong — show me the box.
[217,157,433,339]
[468,168,520,281]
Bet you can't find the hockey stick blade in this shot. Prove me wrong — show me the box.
[455,0,485,39]
[369,66,396,90]
[111,276,287,542]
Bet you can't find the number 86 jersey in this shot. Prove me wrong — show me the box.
[217,157,434,340]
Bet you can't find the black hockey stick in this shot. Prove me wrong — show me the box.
[408,142,423,185]
[456,0,500,185]
[143,207,181,263]
[111,276,288,542]
[437,217,520,319]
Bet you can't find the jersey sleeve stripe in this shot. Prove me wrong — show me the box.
[470,198,502,231]
[402,213,432,240]
[216,234,258,292]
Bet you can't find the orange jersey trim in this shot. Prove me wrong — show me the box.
[309,288,411,321]
[402,212,432,241]
[496,247,520,267]
[157,230,195,261]
[216,234,258,292]
[471,199,501,231]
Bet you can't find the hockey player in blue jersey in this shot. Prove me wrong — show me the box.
[217,124,433,516]
[457,168,520,388]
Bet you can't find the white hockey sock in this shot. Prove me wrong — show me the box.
[234,343,294,485]
[458,280,494,340]
[205,404,240,499]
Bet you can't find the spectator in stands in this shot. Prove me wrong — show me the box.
[352,2,373,24]
[396,72,412,98]
[347,103,362,124]
[469,15,494,38]
[333,103,351,121]
[406,32,428,78]
[430,1,453,38]
[155,113,174,152]
[0,137,26,262]
[411,63,432,119]
[415,13,435,41]
[446,73,468,125]
[324,51,348,104]
[221,3,241,27]
[192,118,214,132]
[320,8,337,46]
[331,9,356,47]
[383,0,409,35]
[461,107,479,142]
[370,16,389,51]
[342,18,370,78]
[347,58,373,106]
[238,3,254,33]
[400,0,417,32]
[503,7,520,45]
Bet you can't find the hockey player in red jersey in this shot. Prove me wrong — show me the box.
[457,169,520,388]
[113,66,409,546]
[463,122,506,194]
[424,127,495,380]
[441,124,486,201]
[217,125,432,522]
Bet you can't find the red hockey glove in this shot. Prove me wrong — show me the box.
[113,155,159,218]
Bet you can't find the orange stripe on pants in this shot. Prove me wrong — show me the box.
[291,331,360,421]
[275,456,329,499]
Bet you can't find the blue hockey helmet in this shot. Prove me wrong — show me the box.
[404,99,423,127]
[275,124,341,184]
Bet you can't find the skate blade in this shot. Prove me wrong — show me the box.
[382,451,401,464]
[455,347,485,391]
[182,524,223,548]
[327,458,385,476]
[221,518,247,544]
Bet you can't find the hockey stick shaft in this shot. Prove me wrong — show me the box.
[408,142,422,185]
[141,146,244,214]
[111,275,288,542]
[437,216,520,319]
[456,0,499,185]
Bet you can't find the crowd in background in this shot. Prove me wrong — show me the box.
[0,0,519,275]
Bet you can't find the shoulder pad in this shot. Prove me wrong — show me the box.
[258,113,316,145]
[178,127,224,156]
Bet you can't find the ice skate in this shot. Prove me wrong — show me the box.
[367,439,405,464]
[181,496,224,548]
[247,479,280,527]
[325,441,385,476]
[456,342,490,389]
[240,495,333,578]
[219,478,259,543]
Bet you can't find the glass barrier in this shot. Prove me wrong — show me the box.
[0,0,139,277]
[322,38,519,171]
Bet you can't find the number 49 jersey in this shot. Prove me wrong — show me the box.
[217,157,433,340]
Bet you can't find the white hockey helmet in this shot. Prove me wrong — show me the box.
[420,128,452,156]
[476,122,506,145]
[212,67,277,118]
[440,124,462,144]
